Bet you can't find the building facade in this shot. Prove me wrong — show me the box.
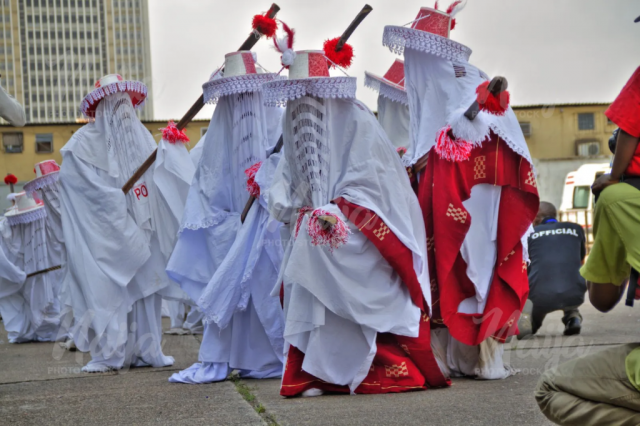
[513,103,615,207]
[0,118,209,210]
[0,0,152,124]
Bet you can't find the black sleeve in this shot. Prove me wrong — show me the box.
[577,225,586,260]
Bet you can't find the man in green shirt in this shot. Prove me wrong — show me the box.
[535,29,640,422]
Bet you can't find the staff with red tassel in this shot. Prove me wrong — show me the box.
[121,4,281,195]
[240,4,374,224]
[4,173,17,193]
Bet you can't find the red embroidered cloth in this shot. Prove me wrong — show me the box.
[418,134,539,345]
[280,200,450,396]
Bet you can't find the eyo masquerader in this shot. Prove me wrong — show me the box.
[383,2,539,379]
[58,74,194,372]
[264,39,450,396]
[166,50,286,384]
[0,192,66,343]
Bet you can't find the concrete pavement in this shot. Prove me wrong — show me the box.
[0,301,638,425]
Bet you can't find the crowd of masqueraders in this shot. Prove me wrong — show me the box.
[0,4,639,424]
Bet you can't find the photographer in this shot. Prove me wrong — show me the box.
[536,36,640,423]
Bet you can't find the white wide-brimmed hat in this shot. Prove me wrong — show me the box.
[4,191,46,225]
[202,51,282,104]
[383,4,471,62]
[364,59,408,105]
[262,50,357,107]
[81,74,147,118]
[24,160,60,193]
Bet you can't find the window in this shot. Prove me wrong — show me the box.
[572,186,590,209]
[576,140,600,157]
[519,122,532,137]
[36,134,53,153]
[201,127,208,137]
[578,113,595,130]
[2,133,23,153]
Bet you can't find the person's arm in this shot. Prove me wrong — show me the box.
[587,280,626,312]
[592,130,640,194]
[579,226,586,264]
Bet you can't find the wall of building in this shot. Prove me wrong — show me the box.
[0,118,209,183]
[513,103,616,160]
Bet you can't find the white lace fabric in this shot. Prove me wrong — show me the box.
[81,81,147,117]
[364,73,408,105]
[262,77,357,107]
[383,25,472,63]
[6,207,47,226]
[203,74,282,105]
[23,172,60,193]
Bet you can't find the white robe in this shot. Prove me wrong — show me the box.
[167,91,285,384]
[268,96,432,392]
[0,214,62,343]
[59,112,193,371]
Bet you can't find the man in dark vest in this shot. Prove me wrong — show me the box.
[518,202,586,339]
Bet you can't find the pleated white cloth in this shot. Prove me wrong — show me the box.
[267,96,431,393]
[167,91,285,384]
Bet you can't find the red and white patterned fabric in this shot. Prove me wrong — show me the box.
[262,50,356,107]
[202,51,282,104]
[365,59,408,105]
[419,134,539,345]
[81,74,147,118]
[280,199,449,396]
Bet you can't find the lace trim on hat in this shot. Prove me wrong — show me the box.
[262,77,357,107]
[80,81,147,117]
[364,73,408,105]
[6,207,47,226]
[202,74,282,104]
[489,122,534,168]
[382,25,472,62]
[23,172,59,193]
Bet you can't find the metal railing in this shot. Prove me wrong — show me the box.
[559,209,594,252]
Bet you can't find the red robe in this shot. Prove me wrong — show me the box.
[418,134,539,346]
[280,199,450,396]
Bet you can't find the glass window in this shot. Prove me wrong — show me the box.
[36,133,53,153]
[578,113,595,131]
[2,133,23,153]
[573,186,590,209]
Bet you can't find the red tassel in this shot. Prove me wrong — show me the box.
[4,174,17,185]
[476,81,510,116]
[323,37,354,69]
[252,14,277,38]
[245,161,263,197]
[161,121,190,144]
[307,209,350,253]
[435,126,472,162]
[295,206,314,238]
[397,146,407,158]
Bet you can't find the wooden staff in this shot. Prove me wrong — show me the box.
[240,4,374,223]
[122,3,281,195]
[26,265,62,278]
[413,76,509,175]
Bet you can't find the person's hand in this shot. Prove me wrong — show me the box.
[591,173,619,195]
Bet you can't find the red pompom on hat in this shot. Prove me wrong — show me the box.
[161,121,190,144]
[252,13,278,38]
[323,37,354,69]
[4,174,17,185]
[476,81,510,116]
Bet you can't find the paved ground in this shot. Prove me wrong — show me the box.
[0,301,638,425]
